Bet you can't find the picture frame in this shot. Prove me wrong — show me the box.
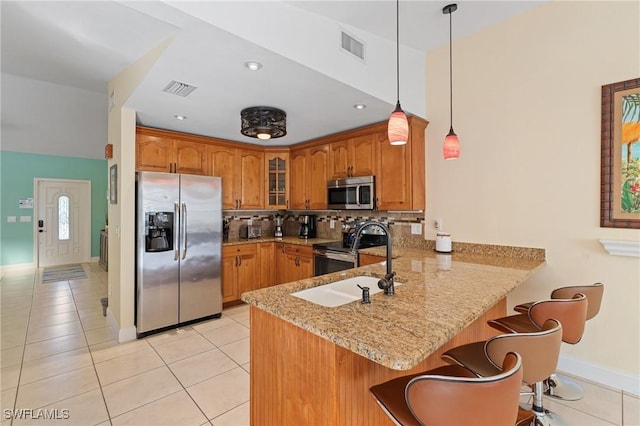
[600,77,640,229]
[109,164,118,205]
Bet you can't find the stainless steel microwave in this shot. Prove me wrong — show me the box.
[327,176,376,210]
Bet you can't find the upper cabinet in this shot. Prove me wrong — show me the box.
[136,129,207,175]
[290,145,328,210]
[376,117,427,211]
[208,145,264,210]
[328,135,377,179]
[265,151,289,209]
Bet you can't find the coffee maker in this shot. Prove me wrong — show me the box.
[298,215,317,239]
[274,214,284,239]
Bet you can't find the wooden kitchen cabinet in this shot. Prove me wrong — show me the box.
[265,151,289,209]
[275,243,313,284]
[290,146,328,210]
[328,135,377,179]
[376,116,427,211]
[136,128,207,175]
[209,145,264,210]
[222,244,258,303]
[257,242,275,289]
[358,253,385,266]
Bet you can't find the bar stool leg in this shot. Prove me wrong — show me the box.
[545,373,584,401]
[527,382,570,426]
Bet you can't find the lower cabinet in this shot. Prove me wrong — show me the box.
[222,244,258,304]
[358,253,385,266]
[223,241,314,304]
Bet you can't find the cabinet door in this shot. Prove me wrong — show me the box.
[274,243,288,284]
[174,140,207,175]
[328,140,350,179]
[350,135,377,177]
[221,253,238,303]
[236,252,258,297]
[257,242,275,288]
[238,149,265,209]
[296,255,313,280]
[289,149,308,210]
[265,152,289,209]
[307,146,328,209]
[376,132,411,210]
[208,146,238,210]
[136,134,174,172]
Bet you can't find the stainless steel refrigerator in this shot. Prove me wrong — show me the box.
[135,172,222,337]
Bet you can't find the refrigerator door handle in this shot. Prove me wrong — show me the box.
[181,202,188,260]
[174,201,180,261]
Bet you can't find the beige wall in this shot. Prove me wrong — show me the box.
[107,36,174,341]
[426,0,639,388]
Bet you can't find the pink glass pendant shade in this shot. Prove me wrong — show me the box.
[443,128,460,160]
[388,102,409,145]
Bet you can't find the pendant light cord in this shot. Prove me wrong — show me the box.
[448,8,453,130]
[396,0,400,104]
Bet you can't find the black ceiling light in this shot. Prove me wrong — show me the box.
[240,106,287,140]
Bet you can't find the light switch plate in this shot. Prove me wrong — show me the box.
[411,223,422,235]
[19,216,32,222]
[330,219,335,229]
[7,216,16,223]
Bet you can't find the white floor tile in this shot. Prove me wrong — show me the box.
[218,338,249,365]
[95,346,165,386]
[186,367,249,420]
[15,365,99,409]
[110,390,208,426]
[169,348,237,388]
[210,400,250,426]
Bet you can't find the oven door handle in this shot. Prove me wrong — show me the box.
[355,185,361,206]
[313,249,357,263]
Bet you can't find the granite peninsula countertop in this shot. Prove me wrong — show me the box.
[241,243,545,370]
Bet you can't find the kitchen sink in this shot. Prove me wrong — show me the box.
[291,276,402,307]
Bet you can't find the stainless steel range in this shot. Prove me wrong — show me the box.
[312,222,388,276]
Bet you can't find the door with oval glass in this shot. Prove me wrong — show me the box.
[36,179,91,267]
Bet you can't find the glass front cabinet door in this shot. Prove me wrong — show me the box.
[265,152,289,209]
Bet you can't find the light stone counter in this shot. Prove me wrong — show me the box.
[241,245,545,370]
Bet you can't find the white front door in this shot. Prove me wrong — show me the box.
[36,179,91,267]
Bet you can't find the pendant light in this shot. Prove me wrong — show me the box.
[443,3,460,159]
[388,0,408,146]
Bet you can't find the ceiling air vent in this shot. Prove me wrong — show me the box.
[162,80,197,97]
[341,30,365,61]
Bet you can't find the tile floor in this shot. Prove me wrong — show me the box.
[1,262,638,425]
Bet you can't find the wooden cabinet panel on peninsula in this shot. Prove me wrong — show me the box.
[208,146,264,210]
[222,244,258,303]
[136,129,208,175]
[328,135,377,179]
[376,116,427,211]
[290,145,328,210]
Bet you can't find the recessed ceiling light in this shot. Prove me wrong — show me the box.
[244,61,263,71]
[173,115,187,120]
[353,104,367,110]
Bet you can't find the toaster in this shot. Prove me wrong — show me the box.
[240,224,262,239]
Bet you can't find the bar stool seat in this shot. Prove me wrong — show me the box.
[369,353,533,426]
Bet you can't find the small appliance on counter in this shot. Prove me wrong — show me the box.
[298,215,317,239]
[240,224,262,239]
[435,232,452,253]
[274,215,284,238]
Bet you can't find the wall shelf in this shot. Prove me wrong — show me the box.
[599,239,640,257]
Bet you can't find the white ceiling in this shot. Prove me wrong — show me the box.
[1,0,545,154]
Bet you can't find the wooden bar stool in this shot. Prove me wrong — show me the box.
[369,352,533,426]
[512,283,604,400]
[442,319,565,426]
[490,293,590,401]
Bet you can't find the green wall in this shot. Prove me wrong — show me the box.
[0,151,107,266]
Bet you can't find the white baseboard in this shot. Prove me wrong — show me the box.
[559,354,640,396]
[105,307,137,343]
[0,262,35,275]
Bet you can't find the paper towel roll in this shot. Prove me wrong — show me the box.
[436,232,452,253]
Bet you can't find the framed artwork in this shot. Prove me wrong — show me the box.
[601,77,640,228]
[109,164,118,205]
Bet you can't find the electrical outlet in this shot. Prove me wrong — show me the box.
[411,223,422,235]
[434,218,443,230]
[330,219,335,229]
[247,219,253,225]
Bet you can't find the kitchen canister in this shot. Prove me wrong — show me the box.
[435,232,452,253]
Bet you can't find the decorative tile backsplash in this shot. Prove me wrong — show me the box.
[223,210,426,242]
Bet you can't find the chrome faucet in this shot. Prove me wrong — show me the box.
[351,221,396,296]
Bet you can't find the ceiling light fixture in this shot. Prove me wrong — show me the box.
[240,106,286,140]
[173,114,187,120]
[443,3,460,160]
[388,0,408,146]
[353,104,367,110]
[244,61,263,71]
